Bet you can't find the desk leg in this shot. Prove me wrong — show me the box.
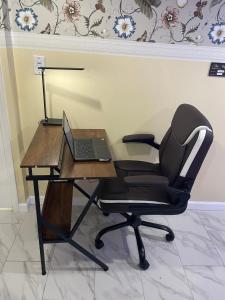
[33,179,46,275]
[42,220,108,271]
[70,181,102,238]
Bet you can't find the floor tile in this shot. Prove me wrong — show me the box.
[0,263,3,274]
[174,231,223,266]
[166,211,207,236]
[141,214,169,226]
[0,224,18,265]
[207,230,225,265]
[95,263,144,300]
[93,225,134,265]
[7,210,54,262]
[126,229,182,268]
[71,205,104,245]
[43,268,95,300]
[0,206,224,300]
[51,243,95,270]
[197,211,225,231]
[84,208,131,265]
[52,206,110,271]
[0,261,49,300]
[0,211,25,224]
[140,215,170,237]
[185,266,225,300]
[141,266,193,300]
[76,208,182,268]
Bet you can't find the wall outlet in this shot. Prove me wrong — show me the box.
[34,55,45,75]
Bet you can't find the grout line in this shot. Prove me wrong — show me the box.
[201,226,225,267]
[177,263,224,267]
[187,209,225,212]
[41,244,55,300]
[164,215,185,268]
[93,264,97,300]
[4,211,32,266]
[203,229,225,232]
[171,232,184,267]
[183,267,195,300]
[164,215,197,299]
[2,219,23,271]
[139,269,146,300]
[197,213,224,263]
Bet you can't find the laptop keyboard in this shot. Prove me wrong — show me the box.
[74,139,95,158]
[94,139,111,158]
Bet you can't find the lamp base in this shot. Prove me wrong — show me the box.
[41,118,62,126]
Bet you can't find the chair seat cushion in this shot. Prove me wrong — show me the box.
[115,160,161,177]
[98,178,186,215]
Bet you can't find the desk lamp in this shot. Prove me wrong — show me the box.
[38,66,85,126]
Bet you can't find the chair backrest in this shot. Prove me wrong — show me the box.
[159,104,213,192]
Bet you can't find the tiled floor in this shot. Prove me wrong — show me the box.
[0,206,225,300]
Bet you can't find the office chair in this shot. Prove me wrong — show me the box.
[95,104,213,270]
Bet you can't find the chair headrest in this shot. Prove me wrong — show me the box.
[171,104,213,145]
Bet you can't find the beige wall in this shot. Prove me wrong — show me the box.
[0,47,28,203]
[6,48,225,202]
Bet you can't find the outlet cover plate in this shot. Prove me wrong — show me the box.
[34,55,45,75]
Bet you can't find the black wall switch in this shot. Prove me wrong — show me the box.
[209,62,225,77]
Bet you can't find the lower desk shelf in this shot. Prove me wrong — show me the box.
[42,181,73,241]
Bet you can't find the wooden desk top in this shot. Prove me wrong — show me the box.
[21,125,116,179]
[60,129,116,179]
[21,124,63,168]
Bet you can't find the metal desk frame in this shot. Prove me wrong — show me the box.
[26,167,108,275]
[21,125,116,275]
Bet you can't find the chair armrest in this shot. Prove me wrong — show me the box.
[124,175,169,187]
[122,134,160,149]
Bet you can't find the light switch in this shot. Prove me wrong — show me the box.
[34,55,45,75]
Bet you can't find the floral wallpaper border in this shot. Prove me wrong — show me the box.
[1,0,225,47]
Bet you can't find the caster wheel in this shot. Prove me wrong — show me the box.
[103,265,109,271]
[166,233,175,242]
[95,239,104,249]
[103,212,110,217]
[139,259,150,270]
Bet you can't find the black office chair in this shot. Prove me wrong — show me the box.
[95,104,213,270]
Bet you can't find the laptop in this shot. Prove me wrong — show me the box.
[62,112,111,161]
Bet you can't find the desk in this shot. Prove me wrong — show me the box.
[21,124,116,275]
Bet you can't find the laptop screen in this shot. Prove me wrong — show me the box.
[62,112,74,156]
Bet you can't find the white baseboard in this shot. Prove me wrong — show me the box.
[28,196,45,206]
[19,196,225,212]
[18,196,44,212]
[187,201,225,211]
[18,203,29,212]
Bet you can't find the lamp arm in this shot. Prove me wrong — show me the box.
[38,66,85,126]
